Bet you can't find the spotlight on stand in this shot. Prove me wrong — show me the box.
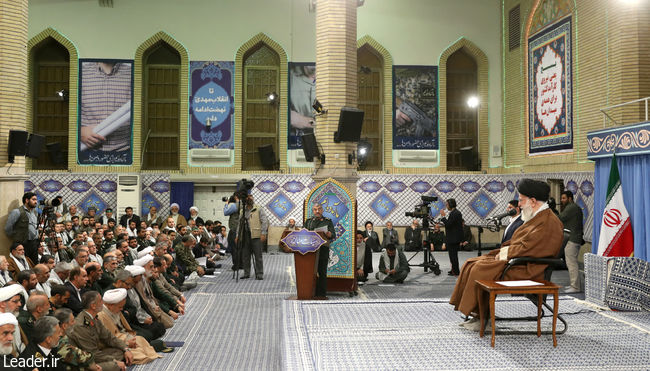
[55,89,69,101]
[266,91,278,105]
[312,99,327,116]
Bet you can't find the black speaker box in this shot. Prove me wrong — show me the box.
[27,134,45,158]
[8,130,28,156]
[258,144,277,169]
[334,107,364,143]
[301,133,320,162]
[460,146,479,171]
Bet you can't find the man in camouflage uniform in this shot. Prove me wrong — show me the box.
[304,203,335,299]
[174,236,205,276]
[68,291,133,371]
[53,307,100,371]
[136,228,153,251]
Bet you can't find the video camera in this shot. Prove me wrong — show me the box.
[39,198,61,220]
[221,179,255,202]
[405,195,438,219]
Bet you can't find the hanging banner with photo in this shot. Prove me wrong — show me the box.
[288,62,316,150]
[528,16,573,155]
[189,61,234,150]
[392,65,438,150]
[78,59,133,165]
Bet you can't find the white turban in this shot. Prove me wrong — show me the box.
[0,284,24,302]
[190,206,199,213]
[0,312,18,327]
[133,254,154,267]
[103,288,127,304]
[170,203,179,209]
[137,247,154,258]
[124,265,145,276]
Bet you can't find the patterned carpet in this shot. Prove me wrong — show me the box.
[132,254,294,371]
[283,297,650,371]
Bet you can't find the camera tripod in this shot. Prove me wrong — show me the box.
[406,216,441,275]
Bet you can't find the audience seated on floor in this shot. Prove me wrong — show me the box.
[375,244,410,284]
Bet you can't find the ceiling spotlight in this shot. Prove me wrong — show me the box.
[357,139,372,168]
[467,96,479,108]
[266,92,278,105]
[55,89,69,101]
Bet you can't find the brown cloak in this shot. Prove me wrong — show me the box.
[449,208,564,316]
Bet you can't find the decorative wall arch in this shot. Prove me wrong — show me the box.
[357,35,393,173]
[134,31,189,172]
[234,33,288,173]
[439,37,489,171]
[27,28,78,171]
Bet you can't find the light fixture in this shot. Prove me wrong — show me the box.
[359,65,371,74]
[55,89,69,101]
[467,96,479,108]
[312,98,328,116]
[266,91,278,105]
[356,139,372,168]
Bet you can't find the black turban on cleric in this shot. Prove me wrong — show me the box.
[516,178,550,202]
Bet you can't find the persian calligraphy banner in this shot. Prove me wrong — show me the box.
[392,66,438,150]
[528,16,573,155]
[78,59,133,165]
[189,61,234,151]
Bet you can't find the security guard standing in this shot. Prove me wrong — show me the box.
[304,203,335,299]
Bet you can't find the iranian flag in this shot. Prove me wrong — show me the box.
[597,156,634,257]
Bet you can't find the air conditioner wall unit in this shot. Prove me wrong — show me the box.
[116,175,141,219]
[189,148,233,166]
[393,149,438,168]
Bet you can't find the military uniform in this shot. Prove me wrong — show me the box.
[136,237,153,251]
[304,215,336,297]
[56,335,96,371]
[68,311,128,371]
[16,310,36,343]
[18,342,63,371]
[174,241,199,275]
[101,239,116,255]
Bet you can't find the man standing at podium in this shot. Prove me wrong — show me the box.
[305,204,335,299]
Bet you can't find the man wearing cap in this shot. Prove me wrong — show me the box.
[116,268,166,342]
[0,284,28,355]
[131,259,174,329]
[0,312,21,369]
[168,203,187,228]
[68,291,133,371]
[118,207,140,229]
[450,179,564,331]
[188,206,204,226]
[97,288,162,364]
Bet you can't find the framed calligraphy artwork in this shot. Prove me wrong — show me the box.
[392,65,438,150]
[189,61,234,151]
[528,16,573,155]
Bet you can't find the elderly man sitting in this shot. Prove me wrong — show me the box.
[97,288,164,364]
[450,179,564,331]
[0,312,19,366]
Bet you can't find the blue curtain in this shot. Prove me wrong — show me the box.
[170,182,194,220]
[592,154,650,261]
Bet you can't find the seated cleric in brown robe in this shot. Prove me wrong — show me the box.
[449,179,564,326]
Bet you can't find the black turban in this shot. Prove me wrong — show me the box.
[517,179,550,202]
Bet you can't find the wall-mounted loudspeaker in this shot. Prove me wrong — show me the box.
[27,134,45,159]
[8,130,29,163]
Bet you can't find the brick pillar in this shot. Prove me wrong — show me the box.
[0,0,29,256]
[314,0,359,192]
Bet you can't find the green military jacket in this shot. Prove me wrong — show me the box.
[174,241,198,274]
[56,335,95,370]
[304,216,336,241]
[17,310,35,343]
[67,311,127,356]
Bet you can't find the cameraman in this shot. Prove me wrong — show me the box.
[223,195,240,256]
[235,194,268,280]
[5,192,40,264]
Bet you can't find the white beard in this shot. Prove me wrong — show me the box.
[520,203,534,222]
[0,343,12,355]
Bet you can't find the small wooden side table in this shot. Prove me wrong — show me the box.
[476,280,560,347]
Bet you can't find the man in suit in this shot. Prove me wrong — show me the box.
[439,198,463,276]
[362,221,380,253]
[6,243,35,281]
[119,207,141,229]
[381,221,399,250]
[17,315,62,370]
[501,200,523,245]
[64,267,88,316]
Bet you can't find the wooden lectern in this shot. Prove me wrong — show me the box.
[282,229,328,300]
